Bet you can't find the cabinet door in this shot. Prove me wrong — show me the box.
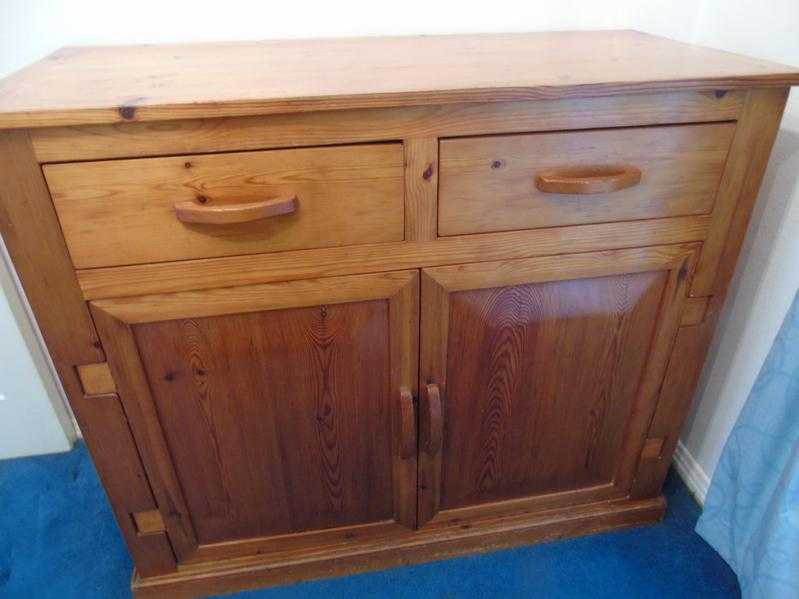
[418,245,697,525]
[90,270,418,564]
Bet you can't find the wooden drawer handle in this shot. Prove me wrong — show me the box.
[535,165,641,194]
[174,196,298,225]
[420,383,442,455]
[399,388,416,459]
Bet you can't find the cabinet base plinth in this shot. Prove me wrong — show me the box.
[132,495,666,598]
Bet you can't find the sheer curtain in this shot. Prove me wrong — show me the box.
[696,290,799,598]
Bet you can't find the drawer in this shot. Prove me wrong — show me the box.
[44,143,405,268]
[438,123,735,236]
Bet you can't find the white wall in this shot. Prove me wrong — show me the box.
[0,1,797,469]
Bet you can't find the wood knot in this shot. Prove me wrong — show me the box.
[422,163,435,181]
[196,195,208,204]
[491,159,505,170]
[118,105,137,120]
[118,96,146,120]
[714,90,728,99]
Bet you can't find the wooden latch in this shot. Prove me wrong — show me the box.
[76,362,117,396]
[131,510,166,536]
[640,437,665,462]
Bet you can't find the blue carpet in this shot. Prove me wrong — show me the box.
[0,442,739,599]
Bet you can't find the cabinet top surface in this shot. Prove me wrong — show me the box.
[1,30,797,129]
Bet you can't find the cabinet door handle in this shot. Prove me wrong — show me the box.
[535,165,641,194]
[399,388,416,459]
[420,383,442,454]
[174,196,298,225]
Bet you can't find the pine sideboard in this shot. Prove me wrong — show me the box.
[1,31,797,598]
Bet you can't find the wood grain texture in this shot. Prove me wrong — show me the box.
[631,322,712,498]
[403,138,438,241]
[632,88,791,498]
[133,510,167,536]
[440,272,666,508]
[44,143,403,268]
[439,123,734,235]
[173,196,297,225]
[1,30,796,128]
[92,270,418,562]
[388,272,420,530]
[133,301,395,544]
[421,244,699,292]
[534,164,642,195]
[680,296,710,326]
[419,244,696,522]
[90,306,200,561]
[691,87,789,295]
[131,495,666,599]
[91,270,417,324]
[0,130,103,365]
[68,393,176,576]
[30,90,744,163]
[76,362,116,395]
[417,383,444,526]
[77,215,712,300]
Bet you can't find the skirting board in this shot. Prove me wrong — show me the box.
[673,440,711,505]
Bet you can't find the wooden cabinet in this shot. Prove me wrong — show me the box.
[0,30,797,598]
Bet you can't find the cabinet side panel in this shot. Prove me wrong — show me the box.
[0,131,180,573]
[632,87,790,498]
[70,393,177,576]
[0,130,103,366]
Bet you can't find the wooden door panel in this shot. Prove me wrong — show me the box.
[91,270,418,562]
[441,272,667,509]
[134,301,393,544]
[419,245,697,524]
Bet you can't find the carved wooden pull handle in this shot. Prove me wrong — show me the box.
[535,165,641,194]
[399,388,416,459]
[174,196,298,225]
[420,383,442,455]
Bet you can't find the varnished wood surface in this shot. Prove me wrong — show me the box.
[69,393,176,576]
[134,301,395,544]
[0,131,103,365]
[439,272,667,509]
[131,495,666,598]
[30,91,744,163]
[693,87,789,296]
[173,196,298,225]
[44,143,404,268]
[92,270,419,563]
[76,362,116,395]
[534,164,642,195]
[439,123,734,235]
[1,30,797,128]
[76,215,712,300]
[0,30,793,596]
[419,244,695,523]
[632,88,790,498]
[91,270,418,324]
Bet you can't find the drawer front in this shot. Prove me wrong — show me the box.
[438,123,735,236]
[44,143,404,268]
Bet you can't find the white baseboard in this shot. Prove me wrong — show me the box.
[673,440,710,505]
